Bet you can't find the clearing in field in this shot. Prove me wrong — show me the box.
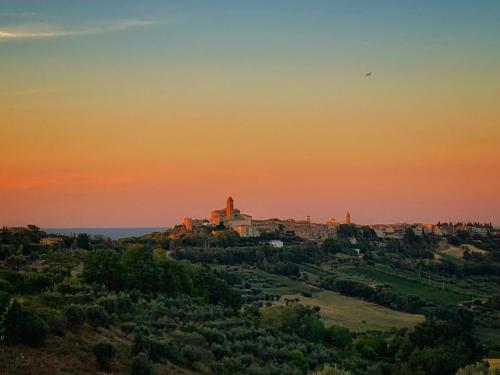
[488,358,500,369]
[225,266,424,331]
[276,290,424,332]
[438,243,487,259]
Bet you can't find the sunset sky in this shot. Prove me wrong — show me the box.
[1,0,499,227]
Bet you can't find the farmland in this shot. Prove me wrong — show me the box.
[220,266,424,332]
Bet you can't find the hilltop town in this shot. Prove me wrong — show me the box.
[178,196,495,245]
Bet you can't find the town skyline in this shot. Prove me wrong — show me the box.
[3,194,499,228]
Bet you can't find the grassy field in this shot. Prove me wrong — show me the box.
[223,266,320,295]
[342,264,481,306]
[223,266,424,332]
[437,244,487,258]
[475,327,500,357]
[276,291,424,332]
[488,358,500,369]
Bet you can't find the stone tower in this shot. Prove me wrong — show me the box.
[226,196,234,219]
[345,211,351,224]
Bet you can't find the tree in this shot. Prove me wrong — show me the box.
[5,255,26,271]
[131,352,154,375]
[65,304,87,326]
[76,233,90,250]
[309,365,351,375]
[289,349,308,372]
[92,341,117,371]
[0,292,48,347]
[321,239,342,254]
[123,246,159,292]
[132,329,151,356]
[324,325,352,349]
[83,250,124,290]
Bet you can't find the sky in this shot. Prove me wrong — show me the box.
[1,0,499,227]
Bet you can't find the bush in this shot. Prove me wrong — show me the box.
[98,296,118,314]
[181,345,205,364]
[324,325,352,349]
[120,322,136,336]
[149,339,167,362]
[47,314,68,336]
[132,329,151,356]
[0,292,48,347]
[131,352,154,375]
[310,365,351,375]
[92,340,117,371]
[455,362,499,375]
[86,304,110,328]
[22,272,52,293]
[0,279,14,293]
[65,304,87,326]
[20,310,49,347]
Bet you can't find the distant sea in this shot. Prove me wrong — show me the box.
[42,228,166,240]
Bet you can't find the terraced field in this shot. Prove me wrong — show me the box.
[342,264,481,305]
[223,266,424,332]
[276,291,424,331]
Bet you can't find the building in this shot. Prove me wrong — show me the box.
[345,212,351,224]
[412,226,424,236]
[40,237,64,247]
[182,196,338,241]
[326,218,339,225]
[423,224,434,235]
[269,240,284,248]
[182,217,210,231]
[210,196,252,227]
[253,218,337,241]
[182,217,193,231]
[373,228,385,239]
[233,224,258,238]
[469,227,488,237]
[209,196,254,236]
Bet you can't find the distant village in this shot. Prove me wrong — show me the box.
[3,196,496,249]
[179,196,496,247]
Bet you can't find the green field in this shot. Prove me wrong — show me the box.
[223,266,320,295]
[341,264,481,306]
[223,266,424,332]
[277,291,424,331]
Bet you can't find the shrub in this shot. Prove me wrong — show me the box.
[455,362,499,375]
[149,339,167,362]
[92,340,117,371]
[98,296,118,314]
[22,272,52,293]
[20,310,49,347]
[324,325,352,349]
[47,314,68,336]
[132,329,151,356]
[120,322,136,336]
[163,340,183,363]
[181,345,206,364]
[65,304,87,326]
[86,304,110,328]
[0,292,48,347]
[310,365,351,375]
[131,352,154,375]
[0,279,14,294]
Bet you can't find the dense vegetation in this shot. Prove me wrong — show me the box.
[1,225,499,374]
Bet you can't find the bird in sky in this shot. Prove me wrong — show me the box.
[365,72,372,77]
